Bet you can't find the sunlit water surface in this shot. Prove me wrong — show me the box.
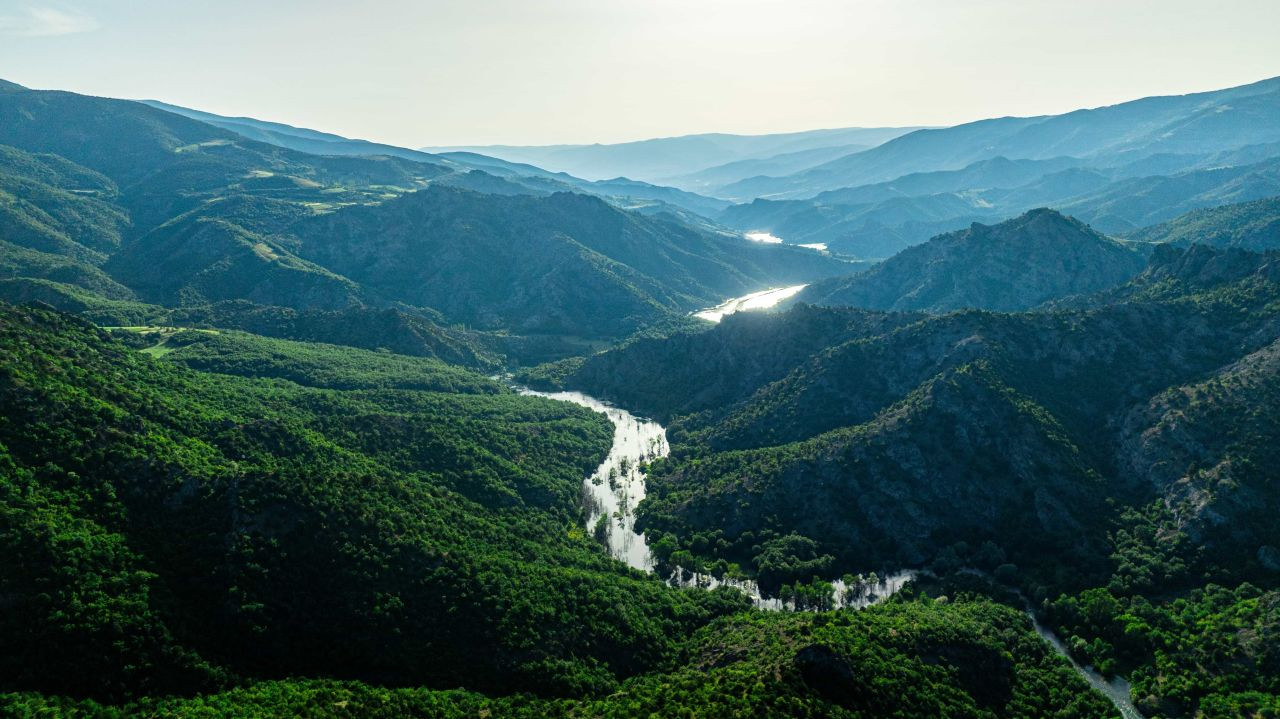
[694,285,806,322]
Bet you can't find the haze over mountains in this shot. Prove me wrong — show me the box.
[4,66,1280,719]
[416,76,1280,267]
[423,126,924,188]
[0,79,851,353]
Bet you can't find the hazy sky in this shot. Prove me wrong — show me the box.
[2,0,1278,147]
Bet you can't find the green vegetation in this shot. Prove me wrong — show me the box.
[1128,195,1280,251]
[0,144,128,263]
[0,592,1115,718]
[4,75,1280,718]
[0,302,1122,717]
[0,303,749,702]
[1049,584,1280,717]
[562,244,1280,716]
[0,83,852,346]
[798,209,1147,312]
[152,328,501,392]
[0,240,136,299]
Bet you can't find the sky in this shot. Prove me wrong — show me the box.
[1,0,1278,147]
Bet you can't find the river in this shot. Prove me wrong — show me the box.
[1027,609,1146,718]
[514,382,1145,716]
[517,384,917,611]
[519,285,1146,716]
[694,285,807,322]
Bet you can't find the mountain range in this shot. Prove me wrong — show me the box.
[423,125,923,187]
[0,79,851,352]
[4,69,1280,719]
[721,75,1280,200]
[521,240,1280,718]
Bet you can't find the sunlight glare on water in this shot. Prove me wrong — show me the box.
[695,285,807,322]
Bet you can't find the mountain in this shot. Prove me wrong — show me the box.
[1056,156,1280,232]
[7,71,1280,719]
[144,100,732,217]
[797,209,1147,312]
[526,242,1280,716]
[0,302,754,700]
[105,197,364,310]
[721,75,1280,200]
[662,143,872,195]
[0,144,129,263]
[0,81,851,349]
[1126,195,1280,250]
[286,185,848,337]
[424,126,922,186]
[141,99,457,166]
[812,156,1088,206]
[717,150,1280,259]
[0,82,452,240]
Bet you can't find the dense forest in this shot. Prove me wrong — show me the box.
[3,69,1280,718]
[532,241,1280,716]
[0,304,1119,717]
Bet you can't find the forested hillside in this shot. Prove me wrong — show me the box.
[0,303,1120,718]
[0,80,851,349]
[5,64,1280,719]
[797,209,1147,312]
[535,243,1280,716]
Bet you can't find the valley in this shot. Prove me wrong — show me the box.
[2,58,1280,718]
[529,379,1146,719]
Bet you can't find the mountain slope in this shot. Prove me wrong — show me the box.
[290,185,850,336]
[141,99,457,166]
[526,243,1280,718]
[143,100,734,217]
[0,303,1124,719]
[0,303,753,700]
[0,81,851,349]
[107,208,363,310]
[0,82,451,239]
[1127,195,1280,250]
[0,144,130,262]
[541,245,1279,599]
[426,126,922,185]
[798,209,1146,312]
[722,75,1280,200]
[1057,156,1280,232]
[717,152,1280,259]
[664,142,872,195]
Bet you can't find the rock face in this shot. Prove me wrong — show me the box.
[1118,337,1280,568]
[798,209,1147,313]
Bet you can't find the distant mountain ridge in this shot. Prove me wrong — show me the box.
[797,209,1147,312]
[140,100,734,218]
[722,75,1280,200]
[716,147,1280,260]
[423,126,923,187]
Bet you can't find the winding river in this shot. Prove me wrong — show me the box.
[518,287,1145,717]
[517,385,916,611]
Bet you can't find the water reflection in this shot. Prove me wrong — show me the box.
[694,285,807,322]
